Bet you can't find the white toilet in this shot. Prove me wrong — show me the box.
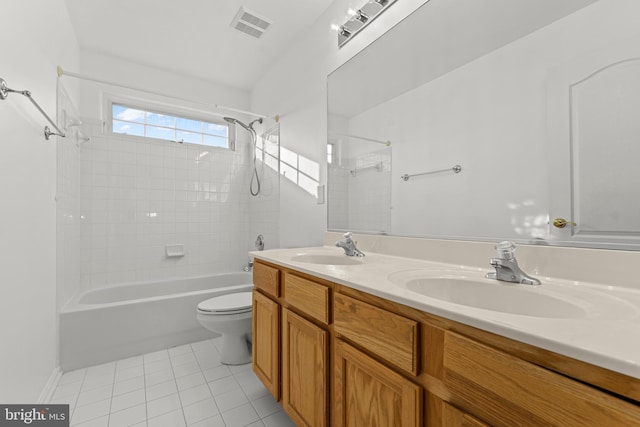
[197,291,253,365]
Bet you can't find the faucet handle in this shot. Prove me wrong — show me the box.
[495,241,516,259]
[342,232,355,242]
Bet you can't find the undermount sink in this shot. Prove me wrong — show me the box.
[290,254,363,266]
[391,274,587,319]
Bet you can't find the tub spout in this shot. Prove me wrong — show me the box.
[243,260,254,272]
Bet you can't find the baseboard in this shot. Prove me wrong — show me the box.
[38,366,62,403]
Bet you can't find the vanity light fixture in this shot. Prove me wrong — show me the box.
[336,0,398,48]
[353,10,369,23]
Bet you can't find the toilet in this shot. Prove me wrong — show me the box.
[197,291,253,365]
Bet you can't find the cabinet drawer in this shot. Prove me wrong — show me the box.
[284,274,330,324]
[444,332,640,426]
[253,261,280,297]
[334,293,419,375]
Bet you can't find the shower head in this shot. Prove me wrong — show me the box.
[224,116,263,132]
[223,116,245,130]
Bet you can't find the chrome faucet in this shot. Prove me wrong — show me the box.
[485,241,540,285]
[336,232,365,257]
[243,260,254,272]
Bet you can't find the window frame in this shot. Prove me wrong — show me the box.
[105,95,235,150]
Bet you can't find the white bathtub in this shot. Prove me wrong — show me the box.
[60,273,253,371]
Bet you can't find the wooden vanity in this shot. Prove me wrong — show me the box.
[251,259,640,426]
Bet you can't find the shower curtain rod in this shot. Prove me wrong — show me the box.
[0,76,66,140]
[57,66,280,123]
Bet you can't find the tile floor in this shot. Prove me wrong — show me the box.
[49,337,296,427]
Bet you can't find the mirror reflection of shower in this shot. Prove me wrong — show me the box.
[224,116,263,196]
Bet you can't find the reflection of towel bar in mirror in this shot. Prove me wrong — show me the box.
[351,162,383,177]
[401,165,462,181]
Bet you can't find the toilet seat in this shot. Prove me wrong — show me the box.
[197,292,253,315]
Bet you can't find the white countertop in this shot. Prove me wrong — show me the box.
[251,245,640,380]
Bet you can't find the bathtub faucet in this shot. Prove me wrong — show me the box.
[243,260,254,272]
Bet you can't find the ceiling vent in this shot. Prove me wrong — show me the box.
[231,6,272,39]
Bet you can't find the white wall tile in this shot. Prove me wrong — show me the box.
[75,130,265,289]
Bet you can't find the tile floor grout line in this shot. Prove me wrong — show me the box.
[141,357,148,427]
[167,346,190,427]
[106,364,116,427]
[67,368,86,424]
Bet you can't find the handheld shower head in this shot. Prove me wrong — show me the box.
[224,116,263,132]
[224,116,249,131]
[224,116,265,197]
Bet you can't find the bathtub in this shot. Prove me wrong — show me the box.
[60,272,253,371]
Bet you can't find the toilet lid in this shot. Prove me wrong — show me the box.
[197,292,253,314]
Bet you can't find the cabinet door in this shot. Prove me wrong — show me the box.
[282,309,328,427]
[252,290,280,400]
[334,339,422,427]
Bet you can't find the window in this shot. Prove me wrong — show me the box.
[327,143,334,164]
[111,103,232,149]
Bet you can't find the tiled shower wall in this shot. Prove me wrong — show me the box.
[347,149,391,233]
[328,148,391,233]
[249,126,281,253]
[76,119,253,288]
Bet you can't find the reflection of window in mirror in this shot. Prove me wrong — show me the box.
[327,143,334,164]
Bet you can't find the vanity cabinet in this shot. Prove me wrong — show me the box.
[252,260,331,426]
[252,259,640,427]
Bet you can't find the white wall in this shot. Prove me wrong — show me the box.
[251,0,430,248]
[76,52,250,120]
[0,0,79,402]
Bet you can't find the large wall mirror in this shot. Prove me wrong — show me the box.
[327,0,640,250]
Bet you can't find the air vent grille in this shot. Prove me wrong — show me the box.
[231,7,272,39]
